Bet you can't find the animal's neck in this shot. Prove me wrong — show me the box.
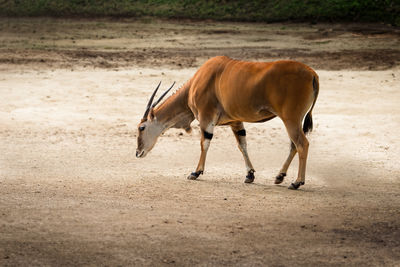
[154,80,194,132]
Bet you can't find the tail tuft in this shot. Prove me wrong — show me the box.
[303,75,319,135]
[303,113,313,134]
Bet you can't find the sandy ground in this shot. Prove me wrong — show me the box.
[1,18,400,266]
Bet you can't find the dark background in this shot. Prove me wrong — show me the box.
[1,0,399,26]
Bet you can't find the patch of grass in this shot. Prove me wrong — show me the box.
[0,0,399,26]
[315,40,331,45]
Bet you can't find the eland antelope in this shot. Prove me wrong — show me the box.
[136,56,319,190]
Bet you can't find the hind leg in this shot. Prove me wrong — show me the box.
[283,120,309,190]
[230,122,255,183]
[275,142,297,184]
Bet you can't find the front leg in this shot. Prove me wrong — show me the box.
[230,122,255,183]
[187,124,214,180]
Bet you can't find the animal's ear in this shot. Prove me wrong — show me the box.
[148,108,156,121]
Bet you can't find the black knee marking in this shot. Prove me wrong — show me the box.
[203,131,213,140]
[237,129,246,136]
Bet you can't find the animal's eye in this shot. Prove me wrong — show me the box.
[139,126,145,131]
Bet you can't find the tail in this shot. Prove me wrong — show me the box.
[303,75,319,134]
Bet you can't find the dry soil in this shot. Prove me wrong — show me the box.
[0,18,399,266]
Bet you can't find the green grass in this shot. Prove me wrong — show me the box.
[0,0,399,26]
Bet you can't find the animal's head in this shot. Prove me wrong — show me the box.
[136,82,175,158]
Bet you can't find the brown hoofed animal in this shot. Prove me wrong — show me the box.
[136,56,319,190]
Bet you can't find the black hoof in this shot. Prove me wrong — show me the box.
[187,171,203,180]
[274,173,286,184]
[288,181,305,190]
[244,170,255,183]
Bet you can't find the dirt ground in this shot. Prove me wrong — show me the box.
[1,18,400,266]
